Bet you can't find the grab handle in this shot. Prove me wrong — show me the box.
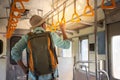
[83,0,94,16]
[101,0,116,9]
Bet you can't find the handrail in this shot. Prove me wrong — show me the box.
[71,0,81,22]
[101,0,116,9]
[73,60,109,80]
[74,60,96,66]
[74,63,89,80]
[83,0,94,16]
[99,70,109,80]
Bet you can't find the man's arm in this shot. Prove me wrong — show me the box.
[59,23,68,40]
[51,23,70,49]
[17,60,28,74]
[11,35,28,74]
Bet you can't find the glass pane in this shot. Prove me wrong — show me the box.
[81,39,88,70]
[112,35,120,79]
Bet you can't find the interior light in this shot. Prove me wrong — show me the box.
[77,5,82,10]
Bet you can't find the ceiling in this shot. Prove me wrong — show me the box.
[0,0,108,32]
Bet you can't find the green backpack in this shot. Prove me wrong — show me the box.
[27,32,58,77]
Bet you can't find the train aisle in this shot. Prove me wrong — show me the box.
[58,57,73,80]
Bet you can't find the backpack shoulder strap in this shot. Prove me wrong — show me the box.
[27,32,34,37]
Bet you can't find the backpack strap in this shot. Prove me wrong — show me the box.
[27,32,34,37]
[26,50,29,80]
[48,32,58,64]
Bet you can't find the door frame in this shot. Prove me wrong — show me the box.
[107,21,120,80]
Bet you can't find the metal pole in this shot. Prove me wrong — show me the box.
[104,19,109,73]
[94,0,99,80]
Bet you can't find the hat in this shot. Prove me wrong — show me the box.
[29,15,45,29]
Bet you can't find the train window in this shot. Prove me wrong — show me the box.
[111,35,120,79]
[81,39,88,70]
[62,42,72,57]
[97,31,105,54]
[0,40,3,54]
[89,43,95,51]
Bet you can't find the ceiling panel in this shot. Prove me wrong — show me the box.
[0,0,10,8]
[0,0,107,30]
[24,0,52,15]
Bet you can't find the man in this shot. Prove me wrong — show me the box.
[11,15,70,80]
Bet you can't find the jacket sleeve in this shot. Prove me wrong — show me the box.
[11,35,28,62]
[51,32,70,49]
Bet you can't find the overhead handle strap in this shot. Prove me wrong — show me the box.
[101,0,116,9]
[6,0,29,39]
[6,26,16,38]
[61,2,66,24]
[13,0,25,13]
[55,2,60,31]
[71,0,81,22]
[56,11,60,26]
[55,11,60,31]
[50,15,56,32]
[46,18,52,31]
[9,17,18,24]
[83,0,94,16]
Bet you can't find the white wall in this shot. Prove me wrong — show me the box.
[0,59,6,80]
[72,38,79,62]
[0,26,7,80]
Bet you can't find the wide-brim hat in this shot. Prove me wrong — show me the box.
[29,15,46,30]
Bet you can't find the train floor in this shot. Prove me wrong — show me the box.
[58,57,73,80]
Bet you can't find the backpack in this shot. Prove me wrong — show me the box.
[27,31,58,77]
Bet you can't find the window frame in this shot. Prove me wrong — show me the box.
[79,36,89,71]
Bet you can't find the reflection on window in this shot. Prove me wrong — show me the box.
[112,35,120,79]
[62,42,72,57]
[81,39,88,70]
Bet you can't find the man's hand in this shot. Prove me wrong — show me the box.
[59,23,68,40]
[17,60,29,74]
[59,23,65,31]
[23,66,29,74]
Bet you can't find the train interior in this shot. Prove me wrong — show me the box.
[0,0,120,80]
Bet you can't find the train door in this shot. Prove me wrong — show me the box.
[6,36,27,80]
[107,21,120,80]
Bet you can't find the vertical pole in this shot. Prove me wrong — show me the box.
[104,20,108,73]
[94,0,99,80]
